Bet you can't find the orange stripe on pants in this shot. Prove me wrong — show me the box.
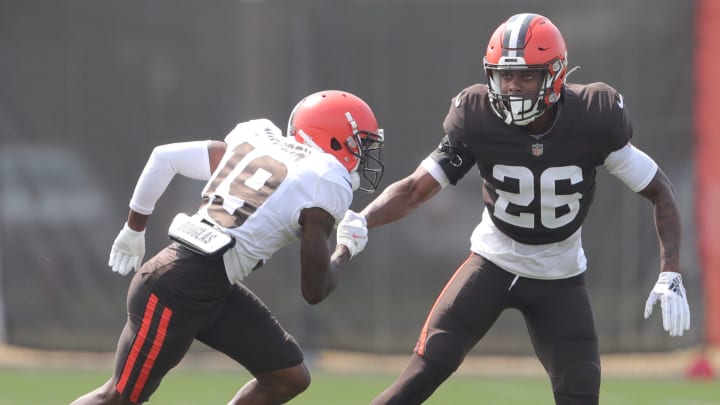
[130,306,173,403]
[116,294,159,395]
[415,254,474,356]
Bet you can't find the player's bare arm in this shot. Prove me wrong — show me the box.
[207,140,227,172]
[361,165,442,229]
[299,207,348,304]
[640,168,689,337]
[126,211,150,231]
[637,168,681,274]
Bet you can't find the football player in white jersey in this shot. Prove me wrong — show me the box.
[71,90,383,405]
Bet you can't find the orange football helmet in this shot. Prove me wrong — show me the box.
[287,90,384,192]
[484,13,571,125]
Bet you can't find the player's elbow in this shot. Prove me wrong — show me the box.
[300,258,336,304]
[638,168,677,204]
[301,281,329,305]
[302,288,327,305]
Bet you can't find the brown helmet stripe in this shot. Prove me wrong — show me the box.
[501,13,537,58]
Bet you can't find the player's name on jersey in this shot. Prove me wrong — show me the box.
[168,213,235,256]
[177,220,219,244]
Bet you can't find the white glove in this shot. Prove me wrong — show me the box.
[336,210,368,257]
[644,271,690,337]
[108,222,146,276]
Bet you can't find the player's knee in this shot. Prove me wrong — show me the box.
[370,354,454,405]
[553,361,601,404]
[260,364,311,401]
[421,331,466,371]
[283,365,311,396]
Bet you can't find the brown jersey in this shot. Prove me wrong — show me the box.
[431,82,632,244]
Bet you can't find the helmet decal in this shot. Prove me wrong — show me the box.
[296,128,322,151]
[500,13,535,58]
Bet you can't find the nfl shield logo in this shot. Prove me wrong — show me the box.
[532,143,544,157]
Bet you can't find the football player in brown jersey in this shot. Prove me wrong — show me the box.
[336,13,689,405]
[71,90,383,405]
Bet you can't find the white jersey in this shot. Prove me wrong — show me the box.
[196,119,353,284]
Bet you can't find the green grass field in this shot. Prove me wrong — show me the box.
[1,368,719,405]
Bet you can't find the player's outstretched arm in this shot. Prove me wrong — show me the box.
[330,165,441,259]
[638,168,690,336]
[637,167,681,274]
[361,165,442,229]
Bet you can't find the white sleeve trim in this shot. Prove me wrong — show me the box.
[420,156,450,188]
[129,140,212,215]
[603,143,658,192]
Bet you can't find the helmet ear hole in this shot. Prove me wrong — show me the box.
[330,138,342,151]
